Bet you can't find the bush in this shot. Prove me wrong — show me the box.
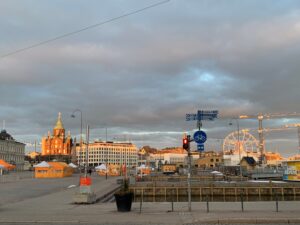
[115,178,132,195]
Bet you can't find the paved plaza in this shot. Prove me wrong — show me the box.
[0,172,300,224]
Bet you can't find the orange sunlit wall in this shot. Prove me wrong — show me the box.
[41,113,72,156]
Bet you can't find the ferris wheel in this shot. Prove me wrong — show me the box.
[223,130,258,155]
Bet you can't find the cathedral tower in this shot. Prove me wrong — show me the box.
[42,113,72,156]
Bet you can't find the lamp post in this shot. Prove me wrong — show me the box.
[73,124,96,204]
[105,157,108,180]
[229,118,243,181]
[71,109,83,173]
[85,125,89,178]
[104,126,108,179]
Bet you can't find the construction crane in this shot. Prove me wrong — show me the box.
[239,112,300,165]
[283,123,300,155]
[244,123,300,154]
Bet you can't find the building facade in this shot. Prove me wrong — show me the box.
[265,152,284,166]
[76,141,138,168]
[41,113,73,156]
[0,129,25,171]
[149,148,199,168]
[26,151,42,160]
[197,151,223,168]
[240,156,257,171]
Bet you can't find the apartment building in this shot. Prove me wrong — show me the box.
[76,141,138,168]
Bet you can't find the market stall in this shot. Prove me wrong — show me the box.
[34,161,73,178]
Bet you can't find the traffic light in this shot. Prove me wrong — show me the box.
[183,136,189,150]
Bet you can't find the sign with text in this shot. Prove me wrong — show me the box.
[186,110,218,121]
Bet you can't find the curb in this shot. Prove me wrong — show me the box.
[186,218,300,224]
[96,185,121,203]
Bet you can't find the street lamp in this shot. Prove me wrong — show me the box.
[104,126,108,179]
[105,155,108,180]
[229,118,243,181]
[71,109,83,173]
[85,125,90,178]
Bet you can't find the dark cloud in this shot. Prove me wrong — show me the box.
[1,0,300,156]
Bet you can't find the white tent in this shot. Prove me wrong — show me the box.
[33,161,50,168]
[68,163,78,168]
[0,164,4,175]
[95,164,106,170]
[137,164,147,169]
[211,170,223,176]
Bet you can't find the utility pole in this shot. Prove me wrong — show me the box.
[85,125,89,178]
[34,140,37,164]
[71,109,83,172]
[258,114,265,165]
[182,134,191,211]
[298,125,300,154]
[187,135,192,212]
[236,119,242,181]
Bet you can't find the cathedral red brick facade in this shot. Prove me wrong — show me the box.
[42,113,72,156]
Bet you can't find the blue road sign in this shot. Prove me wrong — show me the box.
[186,114,197,121]
[197,144,205,152]
[186,110,218,121]
[193,130,207,144]
[197,110,218,121]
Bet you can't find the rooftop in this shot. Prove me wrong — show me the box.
[0,129,14,141]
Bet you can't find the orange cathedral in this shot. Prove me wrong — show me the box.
[41,113,73,156]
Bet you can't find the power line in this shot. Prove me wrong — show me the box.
[1,0,170,59]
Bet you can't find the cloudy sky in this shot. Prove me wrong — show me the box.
[1,0,300,156]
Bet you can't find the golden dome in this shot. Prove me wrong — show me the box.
[54,112,64,129]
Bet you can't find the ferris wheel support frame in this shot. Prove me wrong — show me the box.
[229,119,242,180]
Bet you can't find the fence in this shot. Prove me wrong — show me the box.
[136,195,288,214]
[130,184,300,203]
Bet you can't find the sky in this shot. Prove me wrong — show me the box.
[0,0,300,156]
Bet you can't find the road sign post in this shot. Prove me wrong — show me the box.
[184,110,218,211]
[185,135,192,212]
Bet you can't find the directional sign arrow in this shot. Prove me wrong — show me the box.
[197,144,205,152]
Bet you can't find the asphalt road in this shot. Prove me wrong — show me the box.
[1,223,300,225]
[0,172,115,205]
[0,172,81,204]
[1,172,300,225]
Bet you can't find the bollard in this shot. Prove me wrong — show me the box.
[240,191,244,212]
[171,188,174,212]
[139,195,142,213]
[275,193,279,212]
[206,194,209,213]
